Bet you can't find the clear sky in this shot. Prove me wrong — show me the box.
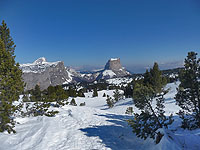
[1,0,200,73]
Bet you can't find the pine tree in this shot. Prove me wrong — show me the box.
[175,51,200,129]
[106,96,114,108]
[143,69,152,86]
[70,98,77,106]
[143,63,167,93]
[103,93,106,97]
[30,85,42,102]
[54,86,69,106]
[0,20,15,56]
[113,89,121,102]
[92,88,98,97]
[128,83,173,144]
[0,30,24,133]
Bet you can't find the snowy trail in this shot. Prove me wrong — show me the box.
[0,104,155,150]
[0,82,200,150]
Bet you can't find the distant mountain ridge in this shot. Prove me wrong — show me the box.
[20,57,131,90]
[20,57,72,90]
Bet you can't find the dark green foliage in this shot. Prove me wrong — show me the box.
[124,83,133,98]
[129,63,173,144]
[80,102,86,106]
[103,93,106,97]
[175,51,200,129]
[70,98,77,106]
[24,85,69,117]
[143,62,167,93]
[29,85,69,106]
[22,93,30,102]
[67,87,77,97]
[92,88,98,97]
[23,101,58,117]
[30,85,42,102]
[44,85,69,106]
[77,89,85,97]
[106,96,114,108]
[0,21,24,133]
[0,20,15,55]
[113,89,122,102]
[30,102,51,116]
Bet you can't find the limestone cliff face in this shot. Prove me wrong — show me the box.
[104,58,129,77]
[70,58,131,81]
[20,58,72,91]
[96,58,130,80]
[20,57,131,89]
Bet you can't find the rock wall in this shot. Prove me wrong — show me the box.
[21,58,71,91]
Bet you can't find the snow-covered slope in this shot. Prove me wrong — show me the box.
[106,77,133,87]
[0,82,199,150]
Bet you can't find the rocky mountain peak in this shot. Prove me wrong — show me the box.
[20,58,71,90]
[104,58,122,71]
[33,57,47,65]
[95,58,130,80]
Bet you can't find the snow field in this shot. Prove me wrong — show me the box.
[0,82,200,150]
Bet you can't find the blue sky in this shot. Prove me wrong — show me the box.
[1,0,200,73]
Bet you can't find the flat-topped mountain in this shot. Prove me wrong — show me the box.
[20,57,131,90]
[100,58,130,79]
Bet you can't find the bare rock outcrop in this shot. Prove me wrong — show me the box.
[20,57,72,91]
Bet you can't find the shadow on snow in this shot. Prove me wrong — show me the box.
[80,113,154,150]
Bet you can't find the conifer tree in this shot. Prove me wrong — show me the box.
[106,96,114,108]
[128,83,173,144]
[92,88,98,97]
[30,85,42,102]
[70,98,77,106]
[143,63,167,93]
[175,51,200,129]
[0,20,16,56]
[103,93,106,97]
[113,89,121,102]
[143,69,152,86]
[0,25,24,133]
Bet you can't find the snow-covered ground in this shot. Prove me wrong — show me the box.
[106,77,133,87]
[0,82,200,150]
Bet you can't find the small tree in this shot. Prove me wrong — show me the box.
[113,89,121,102]
[30,85,42,102]
[175,51,200,129]
[143,62,167,93]
[70,98,77,106]
[106,96,114,108]
[103,93,106,97]
[128,83,173,143]
[92,88,98,97]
